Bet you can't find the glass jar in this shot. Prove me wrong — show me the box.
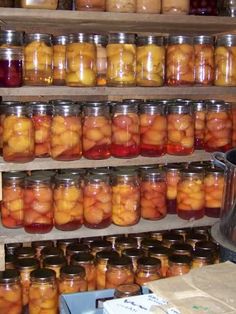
[141,238,162,254]
[15,247,36,260]
[112,170,140,226]
[94,34,107,86]
[122,248,145,272]
[186,232,207,249]
[219,0,236,17]
[149,247,170,277]
[150,231,165,241]
[29,269,58,314]
[57,0,73,9]
[32,241,54,260]
[21,0,58,8]
[167,103,194,155]
[170,243,193,256]
[3,104,35,163]
[24,175,53,234]
[140,102,167,157]
[162,232,184,248]
[166,255,192,277]
[0,0,14,6]
[82,102,111,159]
[51,103,82,160]
[162,0,190,14]
[5,255,16,270]
[66,33,96,87]
[75,0,105,10]
[0,270,22,314]
[106,0,136,12]
[0,48,23,87]
[215,34,236,86]
[116,237,138,255]
[205,102,232,152]
[190,0,218,15]
[114,283,142,298]
[43,256,66,279]
[59,266,87,294]
[194,36,214,86]
[141,169,167,220]
[107,33,136,86]
[192,249,213,268]
[170,228,190,240]
[66,244,90,264]
[167,36,194,86]
[57,239,78,256]
[106,256,134,289]
[129,233,147,249]
[136,0,161,13]
[53,35,68,86]
[135,257,161,285]
[136,36,165,87]
[2,172,26,228]
[166,164,182,214]
[0,30,23,48]
[0,101,11,156]
[31,103,52,158]
[111,102,140,158]
[193,101,206,150]
[195,240,219,263]
[24,33,53,86]
[90,240,112,256]
[54,174,83,231]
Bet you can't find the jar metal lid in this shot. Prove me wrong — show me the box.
[60,265,86,278]
[0,47,23,57]
[114,284,141,298]
[53,35,68,45]
[141,238,162,250]
[168,35,193,45]
[195,241,218,253]
[71,252,94,264]
[112,102,139,113]
[170,243,193,255]
[193,249,214,261]
[16,258,39,270]
[31,170,56,178]
[31,103,53,115]
[0,270,20,284]
[116,237,137,246]
[68,33,94,44]
[93,34,108,46]
[15,247,36,258]
[30,268,56,281]
[141,169,165,181]
[139,103,165,115]
[25,33,52,42]
[108,33,136,44]
[49,99,74,106]
[137,257,161,267]
[167,104,192,114]
[53,104,80,115]
[181,169,204,177]
[205,167,224,175]
[89,167,110,177]
[193,100,206,111]
[25,175,52,185]
[55,174,81,185]
[194,35,214,45]
[57,238,78,246]
[216,34,236,47]
[108,256,132,267]
[4,104,31,116]
[96,250,120,261]
[137,35,164,46]
[32,240,54,250]
[206,103,231,112]
[122,248,145,258]
[113,169,138,178]
[82,102,110,115]
[0,29,24,46]
[186,232,207,242]
[0,101,21,107]
[163,233,184,242]
[3,171,26,182]
[169,254,192,265]
[91,240,112,250]
[149,246,171,257]
[43,256,67,267]
[60,169,86,177]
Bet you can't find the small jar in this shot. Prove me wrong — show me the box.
[167,36,194,86]
[136,0,161,13]
[186,232,207,249]
[162,233,184,248]
[150,231,165,241]
[24,33,53,86]
[116,237,138,255]
[94,34,107,86]
[193,101,206,150]
[0,0,14,7]
[190,0,218,15]
[29,269,58,314]
[31,103,52,158]
[54,174,83,231]
[0,270,22,314]
[21,0,58,9]
[194,36,214,86]
[167,103,194,155]
[57,0,73,10]
[3,104,35,163]
[0,48,23,87]
[135,257,161,285]
[90,240,112,256]
[57,239,78,256]
[106,256,134,289]
[205,102,232,152]
[162,0,190,14]
[122,248,145,272]
[114,283,142,298]
[215,34,236,86]
[137,36,165,87]
[53,35,68,86]
[167,255,192,277]
[41,247,64,262]
[5,255,16,270]
[66,244,90,264]
[149,246,171,277]
[166,164,182,214]
[15,247,36,260]
[140,103,167,157]
[170,243,193,256]
[141,238,162,254]
[43,256,66,279]
[0,30,23,48]
[66,33,96,87]
[111,102,140,158]
[195,241,219,263]
[24,175,53,234]
[107,33,136,87]
[192,249,213,268]
[59,266,87,294]
[75,0,105,10]
[32,241,54,259]
[106,0,136,12]
[2,172,26,228]
[51,103,82,160]
[112,170,140,226]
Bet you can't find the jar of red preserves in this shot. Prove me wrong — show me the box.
[166,255,192,277]
[193,100,206,149]
[166,164,182,214]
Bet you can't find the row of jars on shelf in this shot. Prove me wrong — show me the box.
[2,31,236,87]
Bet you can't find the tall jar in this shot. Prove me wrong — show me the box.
[59,266,87,294]
[53,35,68,86]
[193,101,206,150]
[106,257,134,289]
[82,102,111,159]
[111,102,140,158]
[140,102,167,157]
[149,246,171,278]
[0,29,23,48]
[166,164,182,214]
[51,103,82,160]
[166,36,194,86]
[1,172,26,229]
[66,33,96,87]
[192,249,213,268]
[136,0,161,13]
[83,174,112,229]
[162,0,190,14]
[54,174,83,231]
[24,33,53,86]
[29,269,58,314]
[107,33,136,87]
[112,170,140,226]
[167,103,194,155]
[194,35,214,86]
[136,35,165,87]
[75,0,105,10]
[15,247,36,260]
[135,257,161,285]
[24,175,53,234]
[166,255,192,277]
[215,34,236,86]
[177,169,205,220]
[106,0,136,12]
[190,0,218,15]
[93,34,107,86]
[3,104,35,163]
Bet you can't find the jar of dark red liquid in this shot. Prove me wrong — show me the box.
[190,0,218,15]
[111,102,140,158]
[24,175,53,234]
[135,257,161,285]
[166,164,182,214]
[82,102,111,159]
[193,100,206,149]
[166,255,192,277]
[139,102,167,157]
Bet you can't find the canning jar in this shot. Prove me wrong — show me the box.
[205,102,232,152]
[111,102,140,158]
[166,164,182,214]
[31,103,52,158]
[75,0,105,10]
[59,266,87,294]
[54,174,83,231]
[0,30,23,48]
[136,36,165,87]
[0,48,23,87]
[190,0,218,15]
[44,256,66,279]
[149,246,170,277]
[93,34,107,86]
[2,172,25,229]
[114,283,142,298]
[195,240,219,263]
[194,36,214,86]
[15,247,37,260]
[136,0,161,13]
[82,102,111,159]
[135,257,161,285]
[141,238,162,254]
[20,0,58,9]
[24,175,53,234]
[141,169,167,220]
[29,269,58,314]
[112,170,140,226]
[116,237,138,255]
[150,231,165,241]
[215,34,236,86]
[53,35,68,86]
[162,0,190,14]
[3,104,35,163]
[0,270,22,314]
[90,240,112,256]
[166,255,192,277]
[107,33,136,86]
[106,0,136,12]
[192,249,213,268]
[40,247,63,264]
[167,36,194,86]
[177,169,205,220]
[122,248,145,271]
[170,243,193,256]
[162,232,184,248]
[66,244,90,264]
[106,256,134,289]
[57,239,78,256]
[186,232,207,249]
[193,101,206,149]
[24,33,53,86]
[0,0,14,6]
[51,103,82,160]
[57,0,73,9]
[66,33,96,87]
[32,240,54,259]
[233,105,236,147]
[167,103,194,155]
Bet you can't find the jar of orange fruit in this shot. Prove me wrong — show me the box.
[193,100,206,150]
[53,35,68,86]
[165,164,182,214]
[59,266,87,294]
[135,257,161,285]
[166,255,192,277]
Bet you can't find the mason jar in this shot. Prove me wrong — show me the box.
[149,246,171,277]
[136,0,161,13]
[170,243,193,256]
[166,164,182,214]
[32,240,54,259]
[166,255,192,277]
[53,35,68,86]
[122,248,145,272]
[193,100,206,149]
[75,0,105,11]
[141,238,162,254]
[57,239,78,256]
[106,0,136,12]
[192,249,213,268]
[116,237,138,255]
[43,256,67,279]
[114,283,142,298]
[0,29,23,47]
[135,257,161,285]
[162,232,184,248]
[162,0,190,14]
[66,244,90,265]
[59,266,87,294]
[94,34,107,86]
